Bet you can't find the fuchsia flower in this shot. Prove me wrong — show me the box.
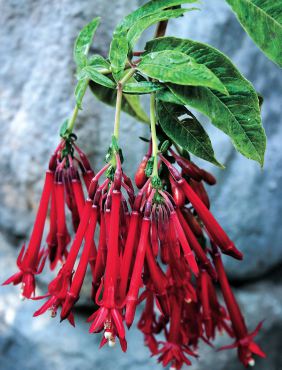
[124,179,200,329]
[34,163,109,324]
[213,250,266,367]
[87,152,131,350]
[3,135,265,370]
[156,296,197,370]
[2,169,53,298]
[160,154,243,260]
[3,137,95,298]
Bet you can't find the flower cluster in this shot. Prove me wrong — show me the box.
[3,136,94,298]
[3,137,265,369]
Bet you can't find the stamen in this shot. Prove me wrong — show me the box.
[108,339,116,348]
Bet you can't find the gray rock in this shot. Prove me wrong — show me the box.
[0,0,281,284]
[1,1,281,369]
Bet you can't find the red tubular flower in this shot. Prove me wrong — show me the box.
[145,245,169,316]
[180,180,242,260]
[138,292,159,355]
[60,205,99,320]
[135,141,152,189]
[176,209,216,280]
[2,170,53,298]
[33,196,93,323]
[199,269,213,339]
[72,171,97,279]
[200,168,217,186]
[4,125,265,369]
[181,207,203,238]
[160,154,243,260]
[169,175,185,207]
[156,295,196,370]
[91,208,107,300]
[135,155,150,189]
[181,300,203,350]
[213,250,265,366]
[87,152,133,350]
[125,210,151,328]
[169,210,199,276]
[36,160,108,324]
[189,179,210,209]
[46,188,59,270]
[118,195,142,301]
[169,148,203,182]
[63,163,80,232]
[207,274,234,338]
[167,240,197,305]
[54,172,71,267]
[73,143,95,189]
[47,137,94,268]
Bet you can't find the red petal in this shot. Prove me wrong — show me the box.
[89,307,108,333]
[2,271,23,286]
[249,341,266,358]
[34,296,56,317]
[111,309,125,339]
[67,312,75,327]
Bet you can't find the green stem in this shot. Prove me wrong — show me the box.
[113,87,122,140]
[150,93,159,178]
[67,79,89,133]
[113,68,136,140]
[67,104,79,133]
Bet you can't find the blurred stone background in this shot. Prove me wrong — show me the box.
[0,0,281,369]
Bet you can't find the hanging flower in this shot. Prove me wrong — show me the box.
[213,250,266,367]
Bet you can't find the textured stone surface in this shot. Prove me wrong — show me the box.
[1,232,281,370]
[1,1,282,369]
[0,0,281,280]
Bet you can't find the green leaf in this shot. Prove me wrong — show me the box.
[120,0,198,29]
[225,0,282,67]
[156,101,222,166]
[78,66,116,89]
[109,1,198,80]
[123,81,163,94]
[109,28,129,81]
[74,17,101,69]
[89,81,150,124]
[137,50,228,94]
[88,55,110,72]
[147,37,266,165]
[127,8,191,51]
[74,79,89,109]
